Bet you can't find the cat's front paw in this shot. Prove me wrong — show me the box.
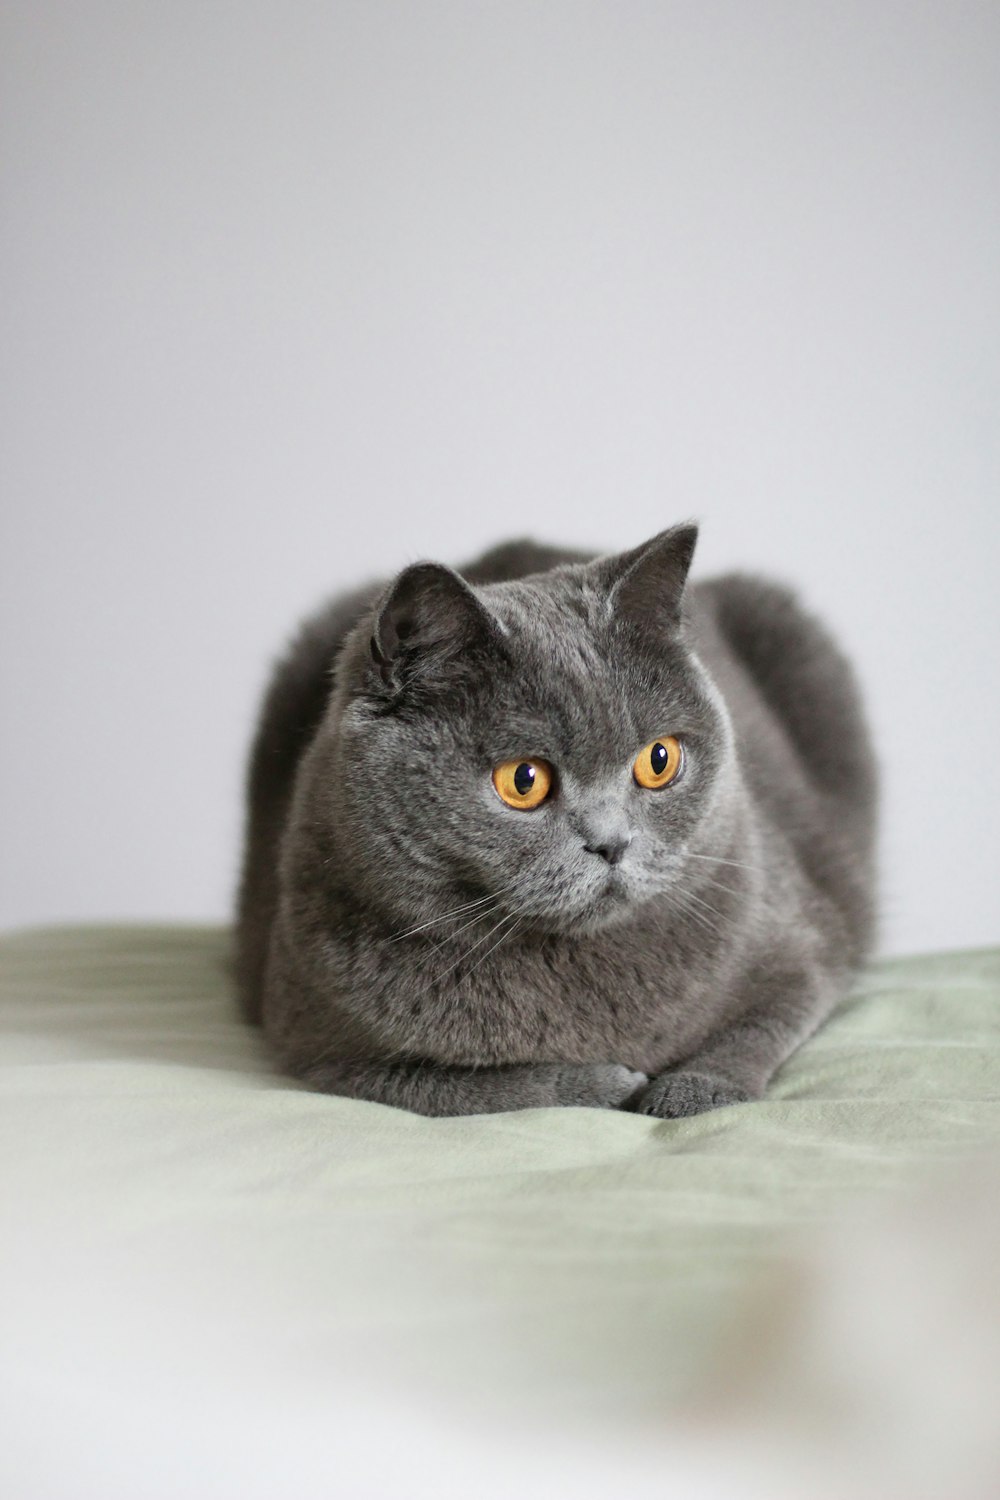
[628,1069,751,1119]
[554,1063,648,1110]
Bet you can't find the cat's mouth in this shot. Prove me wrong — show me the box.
[594,868,630,905]
[529,867,635,934]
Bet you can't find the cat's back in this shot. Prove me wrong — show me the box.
[689,571,877,955]
[690,572,876,812]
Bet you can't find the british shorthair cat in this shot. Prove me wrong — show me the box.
[236,526,877,1117]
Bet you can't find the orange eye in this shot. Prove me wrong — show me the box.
[633,736,683,790]
[491,758,553,810]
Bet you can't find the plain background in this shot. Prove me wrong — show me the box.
[2,0,997,954]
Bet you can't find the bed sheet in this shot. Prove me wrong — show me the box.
[2,926,998,1497]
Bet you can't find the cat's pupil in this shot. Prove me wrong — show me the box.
[650,742,668,776]
[513,762,535,796]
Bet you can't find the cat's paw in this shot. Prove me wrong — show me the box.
[555,1063,648,1110]
[628,1069,750,1119]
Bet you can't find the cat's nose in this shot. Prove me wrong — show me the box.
[583,834,632,866]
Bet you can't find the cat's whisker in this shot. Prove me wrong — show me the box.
[433,910,523,986]
[460,914,525,982]
[400,908,528,1018]
[682,888,731,923]
[692,872,748,903]
[677,906,721,941]
[421,902,505,955]
[386,882,520,943]
[684,853,765,875]
[668,887,727,941]
[388,896,496,945]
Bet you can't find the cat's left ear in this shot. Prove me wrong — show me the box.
[592,523,699,629]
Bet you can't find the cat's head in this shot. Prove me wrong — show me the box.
[320,525,736,936]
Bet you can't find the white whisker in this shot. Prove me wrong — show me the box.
[684,852,764,874]
[386,881,520,943]
[669,887,726,941]
[683,888,729,923]
[461,915,525,981]
[421,902,502,955]
[692,871,746,902]
[433,910,523,986]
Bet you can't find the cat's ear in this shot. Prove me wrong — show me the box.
[592,523,698,629]
[368,562,501,694]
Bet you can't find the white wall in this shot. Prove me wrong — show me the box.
[3,1,998,954]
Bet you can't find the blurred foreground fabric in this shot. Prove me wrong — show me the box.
[1,927,998,1499]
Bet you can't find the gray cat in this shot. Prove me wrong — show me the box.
[236,526,877,1117]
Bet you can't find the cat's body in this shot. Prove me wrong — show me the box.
[236,529,877,1117]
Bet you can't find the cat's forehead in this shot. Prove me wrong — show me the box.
[472,573,690,764]
[486,573,608,674]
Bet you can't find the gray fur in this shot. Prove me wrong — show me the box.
[235,528,877,1118]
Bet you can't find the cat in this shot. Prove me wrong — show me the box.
[235,525,877,1117]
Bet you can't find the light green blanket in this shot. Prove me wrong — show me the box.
[2,927,999,1496]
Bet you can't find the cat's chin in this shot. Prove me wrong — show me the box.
[531,876,641,937]
[563,906,638,937]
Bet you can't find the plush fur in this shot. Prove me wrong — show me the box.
[235,528,877,1117]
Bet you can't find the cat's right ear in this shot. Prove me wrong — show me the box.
[367,562,501,696]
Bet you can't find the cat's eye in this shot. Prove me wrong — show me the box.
[491,758,553,810]
[633,736,684,790]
